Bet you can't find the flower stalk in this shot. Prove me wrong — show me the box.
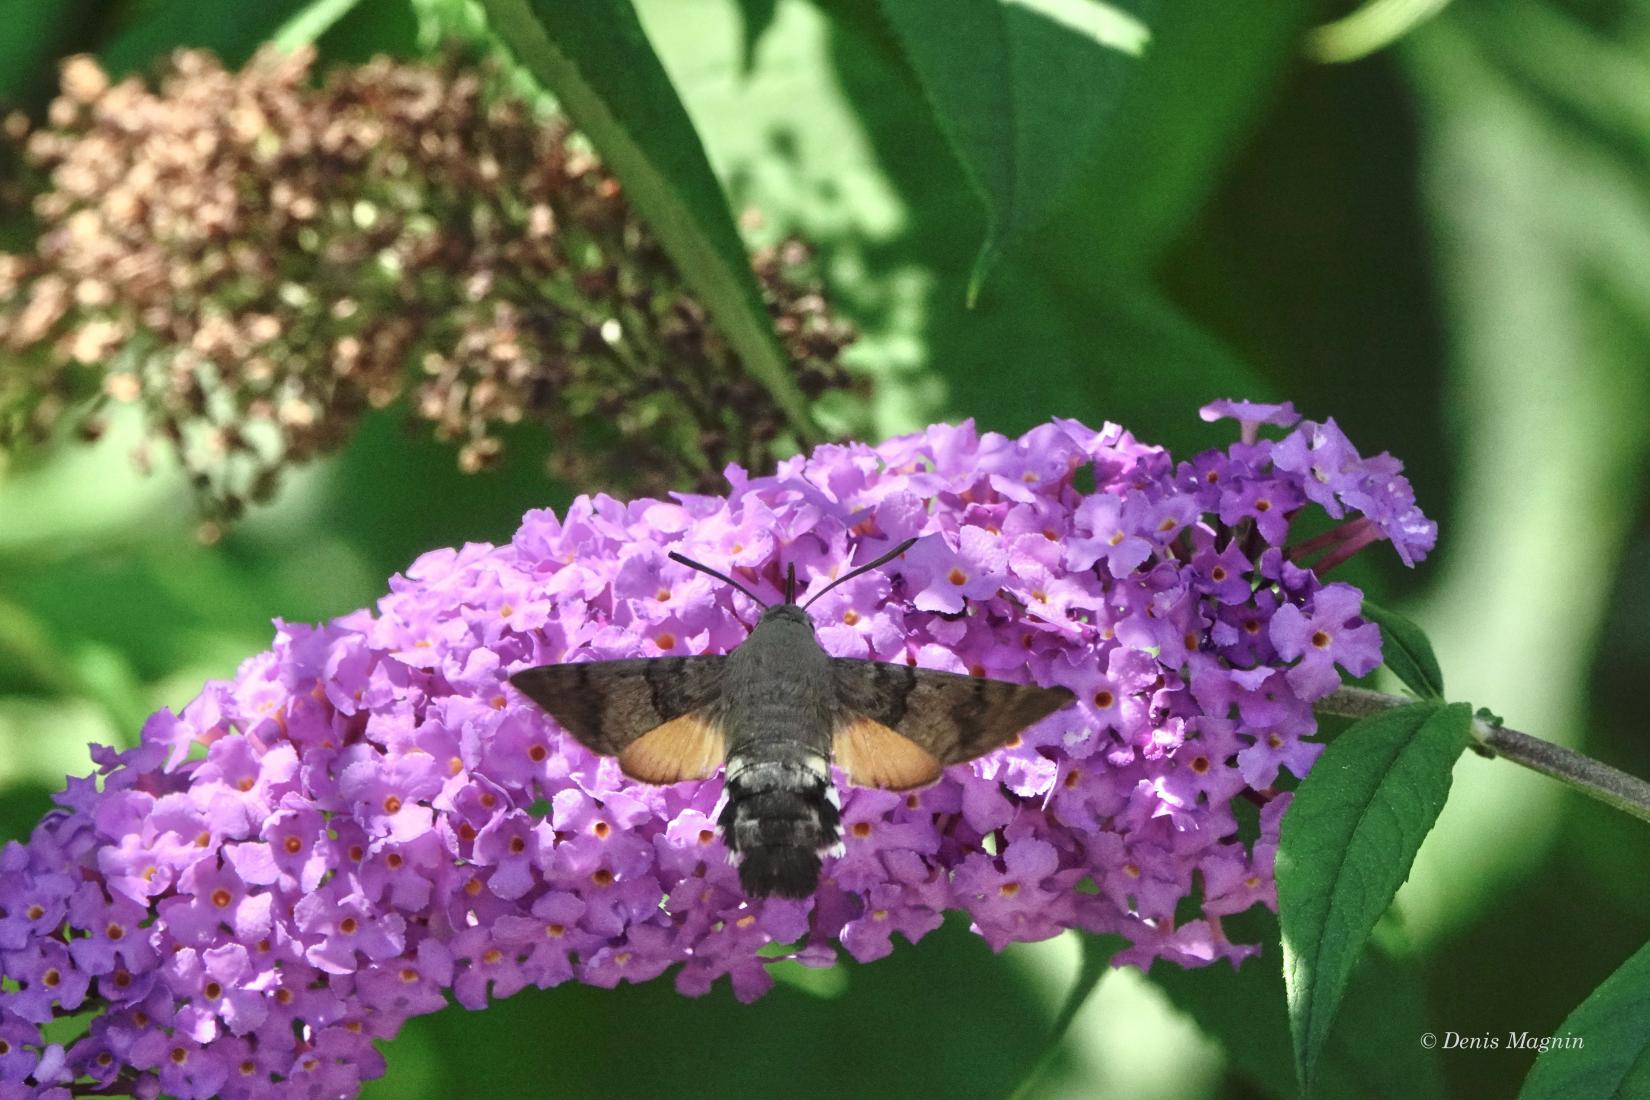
[1318,686,1650,825]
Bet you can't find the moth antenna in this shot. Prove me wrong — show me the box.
[786,563,797,605]
[802,536,920,609]
[667,551,769,609]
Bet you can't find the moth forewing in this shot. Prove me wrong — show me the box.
[827,659,1075,786]
[507,655,727,775]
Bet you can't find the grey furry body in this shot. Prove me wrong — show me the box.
[717,605,839,897]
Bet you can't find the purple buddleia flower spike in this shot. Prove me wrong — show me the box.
[0,407,1430,1097]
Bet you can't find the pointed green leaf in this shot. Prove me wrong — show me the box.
[1148,911,1445,1100]
[875,0,1151,302]
[1361,599,1446,700]
[1519,939,1650,1099]
[478,0,815,437]
[1279,701,1472,1095]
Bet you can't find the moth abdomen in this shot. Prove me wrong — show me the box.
[718,751,840,899]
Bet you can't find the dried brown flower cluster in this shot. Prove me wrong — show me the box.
[0,48,860,522]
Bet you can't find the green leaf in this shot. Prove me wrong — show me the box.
[732,0,779,73]
[1360,599,1446,700]
[100,0,317,75]
[875,0,1151,303]
[1278,701,1472,1095]
[477,0,816,438]
[1031,0,1314,277]
[1306,0,1454,64]
[1009,933,1123,1100]
[0,0,96,104]
[1147,909,1446,1100]
[271,0,365,52]
[1519,939,1650,1099]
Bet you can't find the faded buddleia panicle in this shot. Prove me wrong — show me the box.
[0,408,1434,1100]
[0,49,860,530]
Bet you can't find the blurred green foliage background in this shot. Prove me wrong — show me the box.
[1,0,1648,1097]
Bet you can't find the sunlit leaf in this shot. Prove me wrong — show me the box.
[875,0,1150,303]
[271,0,365,51]
[478,0,816,439]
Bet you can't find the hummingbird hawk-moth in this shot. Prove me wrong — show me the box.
[510,538,1074,899]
